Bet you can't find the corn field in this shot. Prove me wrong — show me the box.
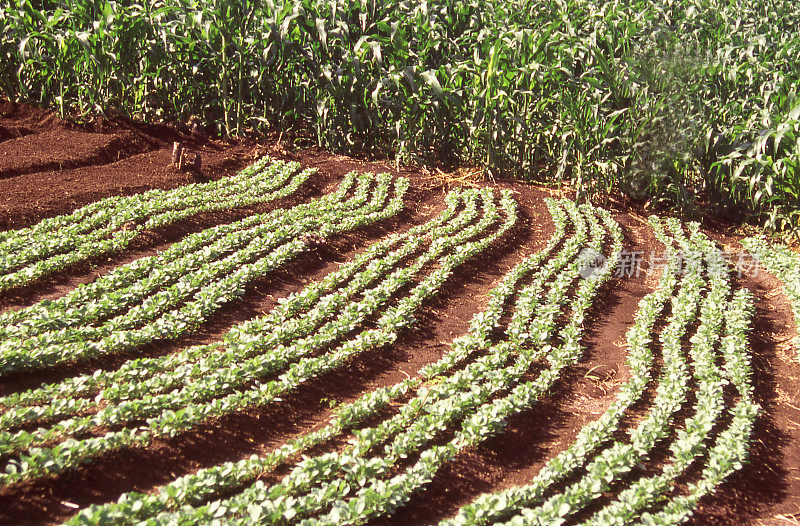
[1,0,799,233]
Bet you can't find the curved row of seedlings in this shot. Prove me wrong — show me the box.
[0,168,405,375]
[0,162,765,524]
[0,157,311,293]
[0,183,516,505]
[742,236,800,356]
[446,218,759,525]
[64,197,620,524]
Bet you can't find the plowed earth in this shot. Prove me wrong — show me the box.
[0,100,797,525]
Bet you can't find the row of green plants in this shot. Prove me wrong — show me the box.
[445,219,758,525]
[443,217,684,525]
[0,185,517,488]
[0,157,311,293]
[0,188,464,411]
[640,289,757,525]
[582,225,735,524]
[743,235,800,355]
[67,194,560,525]
[241,201,606,525]
[63,198,621,523]
[304,206,617,526]
[1,0,798,234]
[29,194,758,525]
[0,169,406,375]
[469,218,706,525]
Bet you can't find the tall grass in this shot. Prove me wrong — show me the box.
[1,0,798,235]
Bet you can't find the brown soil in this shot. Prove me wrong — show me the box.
[0,101,797,525]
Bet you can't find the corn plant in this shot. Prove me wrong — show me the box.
[2,0,799,232]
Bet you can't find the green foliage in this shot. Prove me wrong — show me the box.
[1,0,799,231]
[63,197,620,525]
[0,157,311,292]
[445,218,757,526]
[743,236,800,355]
[0,183,518,492]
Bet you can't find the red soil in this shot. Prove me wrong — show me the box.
[0,101,797,525]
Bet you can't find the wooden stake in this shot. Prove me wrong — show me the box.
[171,142,183,166]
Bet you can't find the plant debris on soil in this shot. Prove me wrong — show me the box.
[0,101,798,525]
